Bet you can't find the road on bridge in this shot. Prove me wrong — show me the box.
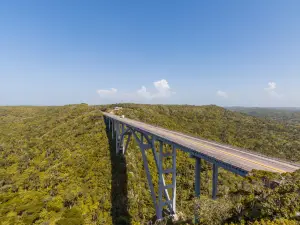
[103,112,300,174]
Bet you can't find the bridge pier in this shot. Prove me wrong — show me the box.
[195,158,201,197]
[122,130,132,154]
[116,121,120,154]
[212,164,218,200]
[193,157,201,224]
[157,142,177,219]
[111,120,114,139]
[115,121,129,154]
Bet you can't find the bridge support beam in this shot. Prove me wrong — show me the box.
[193,157,201,224]
[151,138,174,216]
[124,131,177,220]
[157,142,176,219]
[114,123,131,155]
[115,121,119,154]
[212,164,218,200]
[131,131,158,213]
[171,145,177,213]
[122,132,132,154]
[195,158,201,198]
[111,120,114,139]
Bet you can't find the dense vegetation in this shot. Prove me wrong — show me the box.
[0,104,299,224]
[0,105,114,224]
[228,107,300,127]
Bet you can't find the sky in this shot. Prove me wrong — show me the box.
[0,0,300,107]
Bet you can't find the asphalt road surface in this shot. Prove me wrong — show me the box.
[103,112,300,173]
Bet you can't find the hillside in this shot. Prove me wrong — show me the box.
[228,107,300,127]
[0,105,114,224]
[0,104,299,225]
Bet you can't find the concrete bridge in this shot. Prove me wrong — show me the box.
[103,112,299,220]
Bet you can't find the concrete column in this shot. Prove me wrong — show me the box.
[172,145,176,213]
[195,158,201,197]
[212,164,218,200]
[140,146,157,216]
[157,141,163,219]
[120,124,124,151]
[112,121,114,139]
[116,122,119,154]
[123,133,131,154]
[141,133,144,144]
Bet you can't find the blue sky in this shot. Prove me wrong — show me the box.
[0,0,299,106]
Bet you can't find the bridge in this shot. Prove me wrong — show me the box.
[103,112,299,220]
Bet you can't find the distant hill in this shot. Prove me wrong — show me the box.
[0,104,299,224]
[227,107,300,126]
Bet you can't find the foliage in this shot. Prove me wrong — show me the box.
[228,107,300,127]
[0,104,299,224]
[0,105,112,224]
[229,218,299,225]
[195,196,233,225]
[56,208,84,225]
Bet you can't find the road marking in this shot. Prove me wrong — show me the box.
[150,127,286,173]
[188,139,286,173]
[153,126,299,168]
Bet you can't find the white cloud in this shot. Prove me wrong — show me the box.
[153,79,173,98]
[265,82,276,91]
[96,88,117,97]
[137,79,174,100]
[96,79,174,102]
[264,82,281,98]
[137,86,152,99]
[216,90,228,98]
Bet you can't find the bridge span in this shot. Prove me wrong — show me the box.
[103,112,299,220]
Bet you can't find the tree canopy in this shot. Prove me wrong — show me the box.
[0,104,299,224]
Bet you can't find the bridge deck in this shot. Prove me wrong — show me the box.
[103,112,299,174]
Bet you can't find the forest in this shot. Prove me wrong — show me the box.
[0,104,299,225]
[228,107,300,127]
